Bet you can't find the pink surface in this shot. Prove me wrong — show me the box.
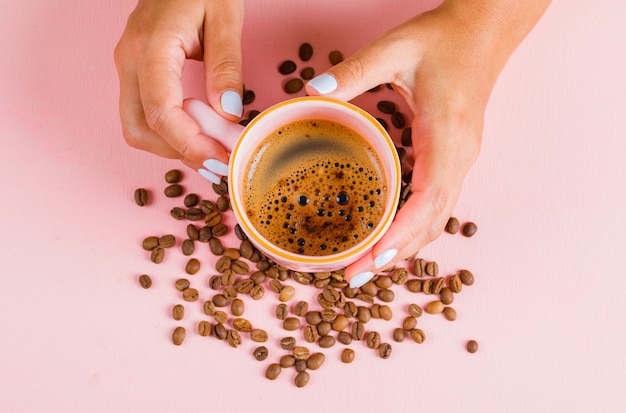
[1,1,625,412]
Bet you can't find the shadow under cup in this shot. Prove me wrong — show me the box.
[229,97,401,272]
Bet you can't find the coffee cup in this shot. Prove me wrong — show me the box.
[184,97,401,272]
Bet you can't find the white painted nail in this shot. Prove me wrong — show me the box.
[220,90,243,117]
[198,168,221,184]
[349,271,375,288]
[307,74,338,95]
[203,159,229,176]
[373,249,398,269]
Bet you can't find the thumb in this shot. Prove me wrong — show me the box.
[203,0,245,121]
[305,37,401,101]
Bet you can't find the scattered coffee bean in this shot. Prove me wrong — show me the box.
[234,224,247,240]
[445,217,460,234]
[352,321,365,340]
[279,285,296,302]
[182,288,199,302]
[422,279,433,295]
[303,325,319,343]
[443,307,457,321]
[216,195,230,212]
[317,321,332,337]
[391,111,406,128]
[376,117,388,130]
[378,342,392,359]
[214,323,227,340]
[459,269,475,286]
[198,320,212,337]
[294,371,310,388]
[409,328,426,344]
[408,303,423,318]
[432,277,446,295]
[461,222,478,237]
[401,127,412,147]
[293,301,309,317]
[142,236,159,251]
[212,293,228,307]
[425,300,444,314]
[402,316,417,331]
[138,274,152,289]
[231,260,250,275]
[337,331,352,345]
[449,274,463,293]
[150,247,165,264]
[307,352,325,370]
[300,67,315,80]
[278,60,297,75]
[265,364,282,380]
[425,261,439,276]
[280,336,296,350]
[164,184,183,198]
[211,223,228,237]
[341,348,355,363]
[174,278,190,291]
[406,279,422,293]
[164,169,182,183]
[466,339,478,353]
[298,42,313,61]
[208,237,224,255]
[253,346,269,361]
[366,331,381,349]
[212,178,228,196]
[280,355,296,368]
[377,100,396,114]
[284,78,304,94]
[172,326,186,345]
[184,207,205,221]
[172,304,184,320]
[318,335,336,348]
[391,268,409,285]
[377,289,395,303]
[134,188,149,206]
[213,311,228,324]
[379,305,393,321]
[440,287,454,305]
[242,89,256,105]
[231,298,245,316]
[250,329,268,343]
[202,300,216,316]
[413,258,424,277]
[181,239,195,256]
[183,193,199,208]
[293,346,310,360]
[185,258,200,275]
[249,284,265,300]
[170,207,186,220]
[233,318,252,332]
[198,226,212,242]
[393,328,405,342]
[329,50,343,65]
[283,317,301,331]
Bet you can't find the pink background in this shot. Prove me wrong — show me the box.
[1,0,625,412]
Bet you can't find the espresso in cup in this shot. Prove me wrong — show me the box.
[243,118,388,256]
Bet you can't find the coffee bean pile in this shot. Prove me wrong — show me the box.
[132,43,481,387]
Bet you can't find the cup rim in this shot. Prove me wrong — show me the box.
[229,96,401,265]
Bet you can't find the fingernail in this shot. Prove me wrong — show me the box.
[350,271,375,288]
[308,74,338,95]
[373,249,398,269]
[203,159,229,176]
[198,168,221,184]
[220,90,243,117]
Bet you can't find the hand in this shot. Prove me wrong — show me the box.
[114,0,244,182]
[306,0,551,287]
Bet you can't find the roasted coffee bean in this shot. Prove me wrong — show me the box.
[185,258,200,275]
[138,274,152,289]
[284,78,304,94]
[425,300,444,314]
[401,127,412,147]
[370,304,381,319]
[215,256,231,273]
[391,268,409,285]
[170,207,186,220]
[360,281,378,297]
[343,301,357,318]
[443,307,457,321]
[298,42,313,61]
[356,306,372,323]
[150,247,165,264]
[466,340,479,353]
[449,274,463,293]
[317,321,332,337]
[204,210,222,227]
[279,285,296,302]
[208,237,224,256]
[278,60,297,74]
[219,248,239,261]
[279,355,296,368]
[410,328,426,344]
[231,260,249,275]
[198,320,212,337]
[172,326,186,345]
[402,316,417,331]
[280,336,296,350]
[249,284,264,300]
[413,258,425,277]
[316,294,334,310]
[337,331,352,345]
[216,195,229,212]
[164,184,183,198]
[269,279,282,294]
[203,300,216,316]
[183,193,199,208]
[213,311,228,324]
[182,288,199,302]
[440,287,454,305]
[366,331,381,349]
[214,323,227,340]
[379,342,392,359]
[230,298,244,316]
[292,300,309,317]
[305,311,322,326]
[329,50,343,65]
[377,100,396,114]
[374,276,393,289]
[293,346,310,361]
[233,318,252,332]
[208,275,222,290]
[210,223,227,237]
[408,303,423,318]
[256,259,270,271]
[226,330,242,348]
[332,314,349,332]
[134,188,149,206]
[391,112,406,129]
[235,279,254,294]
[422,279,433,295]
[212,293,228,307]
[307,352,325,370]
[379,305,393,321]
[250,329,268,343]
[302,325,318,343]
[300,67,315,80]
[242,89,256,105]
[341,348,355,363]
[283,317,301,331]
[393,328,405,342]
[461,221,478,237]
[321,309,338,322]
[321,286,340,303]
[172,304,184,320]
[445,217,460,234]
[198,200,213,214]
[377,289,395,303]
[425,261,439,276]
[459,269,475,286]
[376,117,388,130]
[432,277,445,295]
[293,359,306,373]
[158,234,176,248]
[318,335,336,348]
[253,346,268,361]
[212,177,228,196]
[223,286,239,299]
[221,269,236,286]
[239,240,254,260]
[142,236,159,251]
[197,226,211,242]
[294,371,310,388]
[234,224,247,240]
[355,294,374,304]
[406,279,422,293]
[181,239,195,256]
[265,364,282,380]
[164,169,182,183]
[247,271,264,286]
[174,278,190,291]
[352,322,365,340]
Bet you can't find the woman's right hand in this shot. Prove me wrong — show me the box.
[114,0,244,182]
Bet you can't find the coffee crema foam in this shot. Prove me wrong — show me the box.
[244,119,388,256]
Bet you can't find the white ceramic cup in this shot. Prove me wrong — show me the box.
[184,96,401,272]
